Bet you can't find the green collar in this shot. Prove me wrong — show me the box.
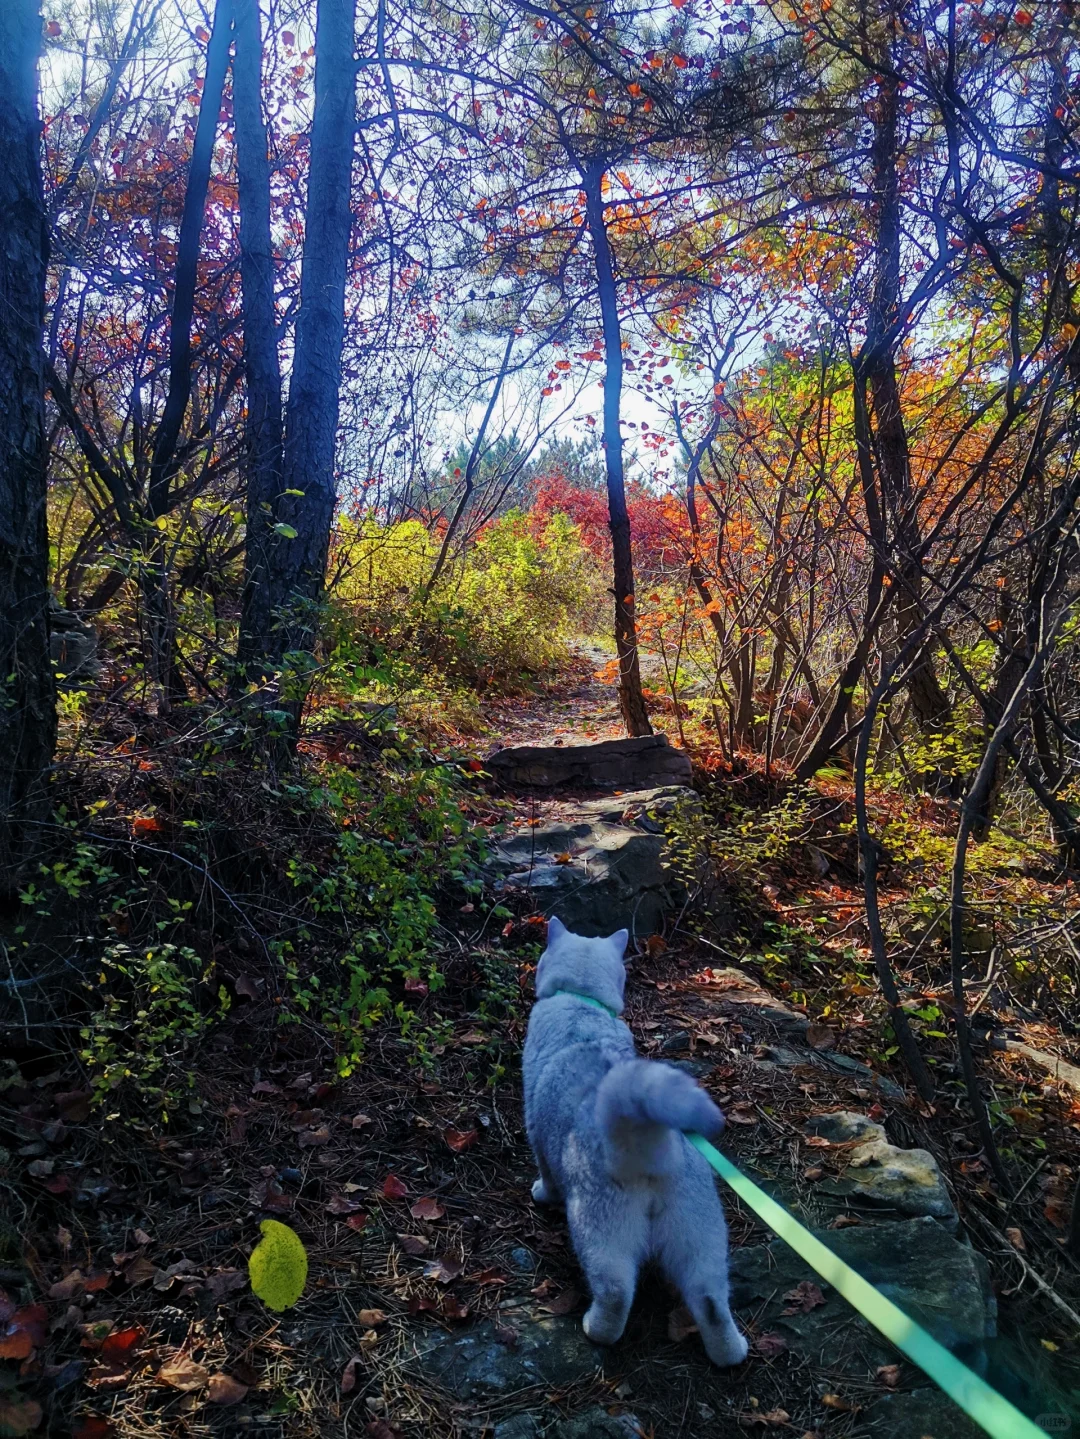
[551,988,619,1019]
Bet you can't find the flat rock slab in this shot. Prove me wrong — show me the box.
[805,1111,957,1224]
[866,1388,986,1438]
[409,1306,607,1399]
[730,1215,995,1369]
[486,735,693,792]
[488,785,696,938]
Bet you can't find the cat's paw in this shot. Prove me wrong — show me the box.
[582,1306,625,1346]
[531,1177,554,1205]
[704,1327,749,1367]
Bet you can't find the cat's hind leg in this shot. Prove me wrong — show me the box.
[569,1196,645,1346]
[530,1152,560,1206]
[658,1193,747,1366]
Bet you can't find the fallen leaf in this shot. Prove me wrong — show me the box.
[71,1418,113,1439]
[76,1321,115,1350]
[803,1166,824,1182]
[553,852,573,864]
[206,1269,246,1302]
[234,975,260,1001]
[820,1394,859,1413]
[345,1213,370,1233]
[726,1104,758,1126]
[828,1214,862,1229]
[0,1396,43,1436]
[27,1159,55,1177]
[365,1422,399,1439]
[1005,1226,1026,1252]
[753,1331,788,1358]
[539,1287,580,1316]
[327,1194,363,1215]
[99,1327,142,1365]
[356,1308,387,1327]
[876,1364,901,1388]
[248,1220,308,1312]
[645,934,668,958]
[341,1356,361,1393]
[157,1357,209,1391]
[409,1196,444,1220]
[382,1175,409,1200]
[397,1234,429,1255]
[207,1372,248,1405]
[424,1256,463,1284]
[440,1294,470,1321]
[470,1267,507,1286]
[781,1281,826,1315]
[668,1304,698,1341]
[251,1081,280,1095]
[0,1305,48,1360]
[444,1126,477,1153]
[123,1255,156,1287]
[493,1322,518,1346]
[49,1270,85,1300]
[297,1125,330,1148]
[806,1023,835,1051]
[56,1091,92,1123]
[404,976,428,995]
[351,1113,373,1128]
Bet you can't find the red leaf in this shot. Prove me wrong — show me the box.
[0,1305,47,1360]
[409,1196,444,1220]
[345,1212,369,1232]
[282,29,295,44]
[45,20,61,36]
[404,977,428,995]
[72,1419,113,1439]
[99,1327,142,1363]
[382,1174,409,1200]
[341,1356,360,1394]
[444,1127,477,1153]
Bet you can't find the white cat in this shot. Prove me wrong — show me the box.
[523,917,748,1366]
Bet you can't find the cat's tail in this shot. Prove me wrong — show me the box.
[594,1060,724,1180]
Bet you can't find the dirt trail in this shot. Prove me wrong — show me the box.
[5,660,1073,1439]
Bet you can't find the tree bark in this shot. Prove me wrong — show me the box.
[233,0,285,683]
[262,0,358,681]
[583,165,651,737]
[0,0,56,892]
[143,0,233,705]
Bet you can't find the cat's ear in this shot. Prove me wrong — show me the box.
[608,928,629,958]
[547,915,567,943]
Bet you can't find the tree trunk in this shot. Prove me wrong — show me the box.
[0,0,56,892]
[583,165,651,737]
[233,0,285,684]
[142,0,233,706]
[796,60,948,781]
[261,0,357,684]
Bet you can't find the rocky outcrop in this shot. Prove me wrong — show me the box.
[410,1302,606,1399]
[487,785,696,938]
[804,1111,957,1224]
[485,735,693,792]
[730,1215,996,1369]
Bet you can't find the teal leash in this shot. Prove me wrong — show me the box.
[686,1133,1047,1439]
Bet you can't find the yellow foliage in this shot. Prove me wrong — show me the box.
[248,1220,308,1311]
